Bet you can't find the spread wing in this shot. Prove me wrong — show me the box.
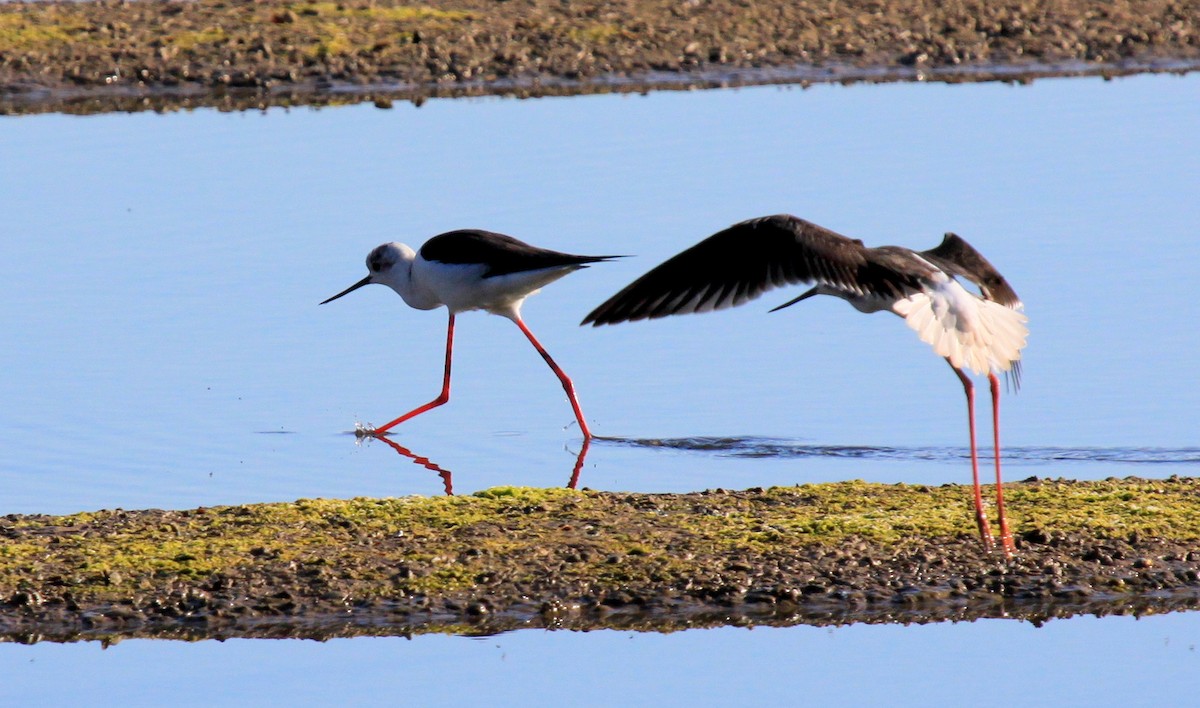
[582,214,918,326]
[921,232,1022,309]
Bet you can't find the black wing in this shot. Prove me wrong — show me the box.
[920,233,1022,309]
[920,232,1025,389]
[582,214,916,326]
[420,229,617,278]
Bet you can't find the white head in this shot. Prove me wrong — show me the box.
[320,242,430,308]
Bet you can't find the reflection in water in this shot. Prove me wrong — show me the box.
[370,436,454,495]
[566,437,589,490]
[600,436,1200,465]
[6,592,1199,645]
[366,435,591,492]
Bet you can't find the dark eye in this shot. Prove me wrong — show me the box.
[366,245,394,273]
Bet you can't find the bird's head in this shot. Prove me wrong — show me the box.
[320,242,417,305]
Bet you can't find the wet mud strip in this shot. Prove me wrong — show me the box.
[3,479,1199,643]
[1,0,1198,115]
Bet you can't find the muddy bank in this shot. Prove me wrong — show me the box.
[1,0,1198,115]
[3,479,1199,642]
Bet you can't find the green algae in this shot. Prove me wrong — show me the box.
[167,26,229,53]
[2,478,1199,607]
[0,11,87,51]
[568,23,624,45]
[288,2,471,23]
[0,0,503,67]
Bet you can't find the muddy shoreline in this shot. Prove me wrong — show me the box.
[2,0,1198,115]
[3,480,1199,643]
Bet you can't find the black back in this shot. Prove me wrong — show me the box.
[419,229,615,278]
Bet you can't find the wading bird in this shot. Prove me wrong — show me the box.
[582,214,1027,554]
[323,229,619,439]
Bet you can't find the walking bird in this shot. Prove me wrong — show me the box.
[582,214,1027,554]
[323,229,619,439]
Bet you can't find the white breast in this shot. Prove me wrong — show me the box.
[416,258,577,319]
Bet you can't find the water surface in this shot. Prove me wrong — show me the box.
[4,613,1198,706]
[2,72,1198,704]
[3,74,1198,515]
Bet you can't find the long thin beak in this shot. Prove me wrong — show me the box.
[768,286,819,313]
[320,275,372,305]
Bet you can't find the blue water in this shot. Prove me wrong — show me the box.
[3,74,1199,515]
[2,73,1199,703]
[3,613,1198,706]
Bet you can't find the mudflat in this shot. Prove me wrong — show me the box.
[3,480,1199,642]
[1,0,1198,114]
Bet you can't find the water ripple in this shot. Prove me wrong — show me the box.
[597,436,1200,465]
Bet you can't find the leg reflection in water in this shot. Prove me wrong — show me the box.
[566,437,590,490]
[374,436,455,495]
[372,437,591,493]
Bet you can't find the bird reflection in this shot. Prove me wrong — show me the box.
[369,435,591,492]
[566,438,590,490]
[372,435,455,495]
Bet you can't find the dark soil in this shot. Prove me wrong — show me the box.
[3,480,1199,643]
[2,0,1198,115]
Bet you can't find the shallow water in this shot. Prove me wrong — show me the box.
[4,613,1199,706]
[2,73,1199,701]
[3,73,1199,516]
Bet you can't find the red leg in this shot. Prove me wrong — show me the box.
[372,313,455,434]
[989,373,1014,556]
[950,361,994,551]
[512,316,593,440]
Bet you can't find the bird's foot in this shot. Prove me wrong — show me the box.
[975,514,995,553]
[998,530,1016,559]
[354,421,390,438]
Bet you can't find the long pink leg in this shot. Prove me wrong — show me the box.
[373,313,455,434]
[951,362,994,551]
[989,373,1014,556]
[512,316,593,440]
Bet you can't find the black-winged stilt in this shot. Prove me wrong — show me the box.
[582,214,1028,554]
[322,229,619,439]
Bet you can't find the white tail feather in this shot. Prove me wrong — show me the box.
[892,276,1028,375]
